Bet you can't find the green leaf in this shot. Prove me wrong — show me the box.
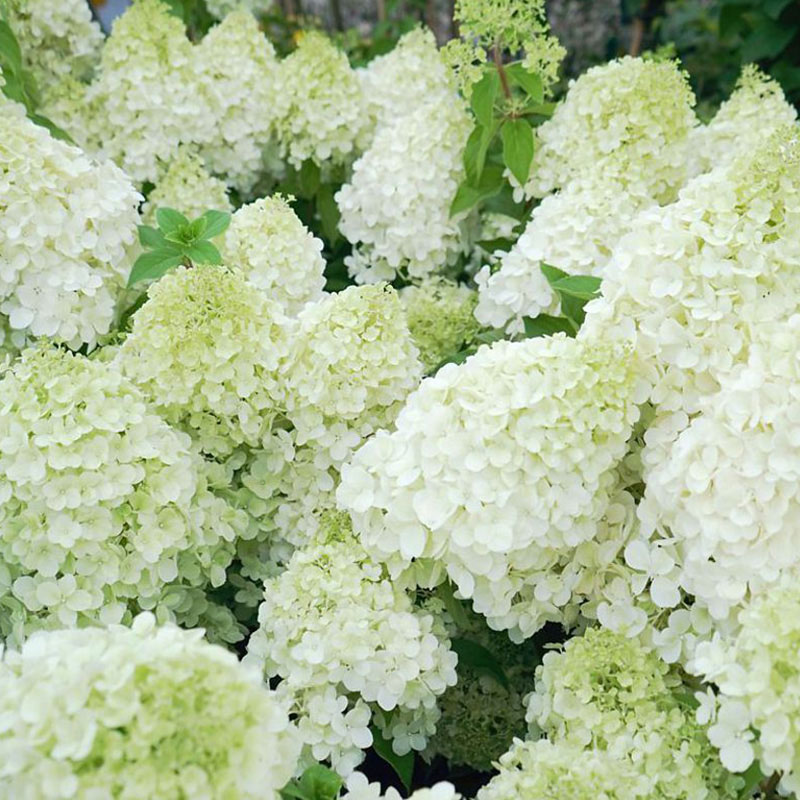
[28,113,73,143]
[298,159,321,199]
[737,761,764,800]
[370,726,414,792]
[549,274,602,300]
[0,20,22,75]
[127,250,185,287]
[138,225,168,249]
[437,581,471,629]
[540,263,569,283]
[477,236,515,254]
[764,0,795,19]
[200,209,231,239]
[450,165,505,216]
[451,638,510,690]
[463,121,499,186]
[156,207,190,235]
[505,63,544,104]
[522,314,576,338]
[317,184,341,245]
[186,216,208,240]
[184,240,222,265]
[740,19,797,61]
[501,118,535,187]
[280,765,343,800]
[470,69,500,127]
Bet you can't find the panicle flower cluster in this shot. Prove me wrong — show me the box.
[276,32,371,170]
[194,9,286,194]
[205,0,274,20]
[245,511,458,774]
[338,334,644,641]
[142,146,232,224]
[0,346,247,648]
[118,266,290,457]
[476,57,696,331]
[477,738,653,800]
[359,29,456,127]
[0,613,300,800]
[400,280,480,372]
[85,0,202,185]
[583,123,800,416]
[454,0,549,58]
[526,628,739,800]
[342,774,461,800]
[222,195,326,316]
[691,582,800,792]
[522,33,566,97]
[0,99,141,348]
[688,65,797,177]
[5,0,103,85]
[526,56,697,200]
[337,91,471,283]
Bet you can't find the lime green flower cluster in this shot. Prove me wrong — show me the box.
[118,265,291,457]
[0,613,300,800]
[0,345,248,648]
[400,281,480,372]
[527,628,740,800]
[142,146,232,225]
[455,0,549,59]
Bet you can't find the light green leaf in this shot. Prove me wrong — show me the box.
[452,637,510,690]
[370,726,414,792]
[185,240,222,265]
[506,62,544,104]
[501,118,534,187]
[186,216,208,241]
[127,250,185,287]
[200,209,231,240]
[549,274,602,300]
[540,263,570,284]
[156,207,190,235]
[280,765,343,800]
[470,69,500,127]
[138,225,168,249]
[0,20,22,75]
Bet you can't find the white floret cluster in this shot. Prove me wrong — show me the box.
[0,99,140,349]
[0,613,300,800]
[222,195,326,315]
[0,345,248,648]
[5,0,104,84]
[205,0,274,20]
[476,56,698,331]
[246,511,457,774]
[343,774,461,800]
[337,30,472,284]
[338,334,645,640]
[276,31,372,170]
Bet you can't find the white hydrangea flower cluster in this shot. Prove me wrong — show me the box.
[222,195,326,316]
[688,65,797,177]
[118,265,291,457]
[691,582,800,792]
[359,28,457,128]
[0,99,141,349]
[142,146,232,224]
[85,0,203,185]
[342,773,461,800]
[245,511,458,775]
[525,628,740,800]
[5,0,104,84]
[205,0,274,20]
[276,32,371,170]
[476,56,697,331]
[338,334,645,641]
[195,9,286,194]
[0,346,247,648]
[0,613,300,800]
[584,123,800,416]
[337,32,471,284]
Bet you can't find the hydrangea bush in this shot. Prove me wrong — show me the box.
[1,1,799,798]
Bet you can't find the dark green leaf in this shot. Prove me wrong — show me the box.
[451,638,510,690]
[463,121,499,186]
[138,225,168,249]
[127,250,185,287]
[317,184,341,245]
[437,581,471,629]
[298,159,321,199]
[740,19,797,61]
[737,761,764,800]
[501,118,535,187]
[522,314,576,338]
[185,240,222,265]
[450,165,505,216]
[764,0,795,19]
[505,62,544,104]
[470,69,500,127]
[200,209,231,239]
[28,113,74,143]
[370,726,414,792]
[477,237,515,254]
[0,20,22,74]
[156,207,190,235]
